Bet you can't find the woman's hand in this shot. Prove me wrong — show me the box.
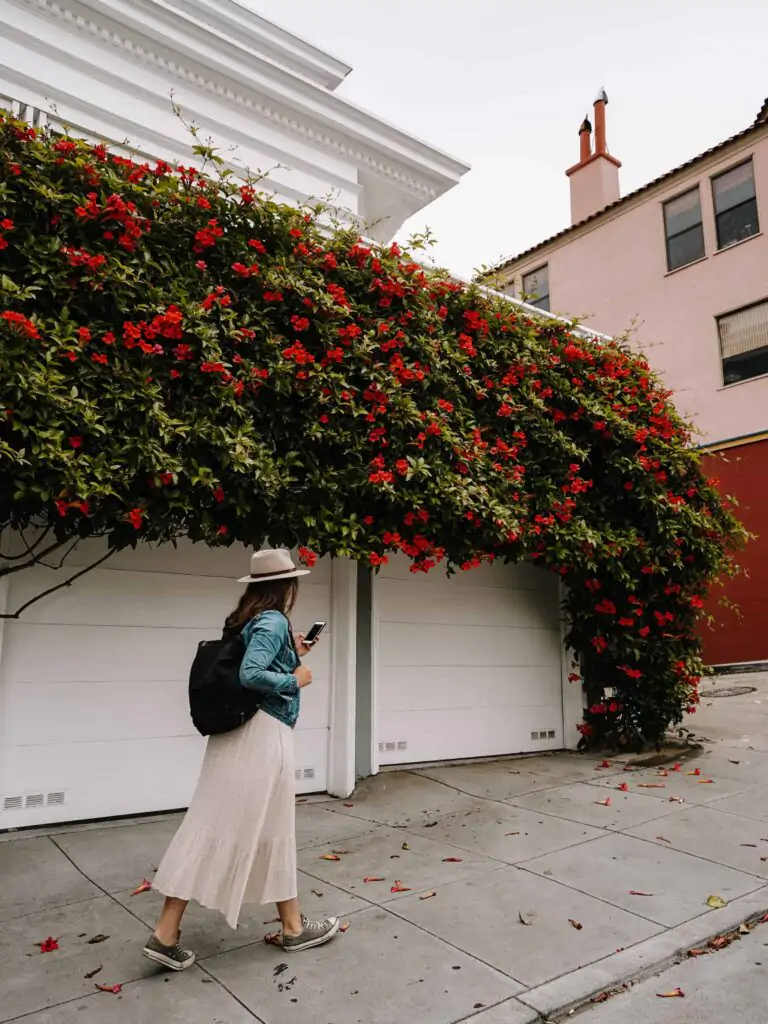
[294,665,313,688]
[294,633,319,658]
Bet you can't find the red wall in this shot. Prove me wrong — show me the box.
[701,438,768,666]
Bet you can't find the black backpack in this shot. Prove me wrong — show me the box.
[188,627,261,736]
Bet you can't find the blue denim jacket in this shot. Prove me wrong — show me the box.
[239,610,300,728]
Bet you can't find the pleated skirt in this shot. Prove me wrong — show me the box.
[153,710,297,929]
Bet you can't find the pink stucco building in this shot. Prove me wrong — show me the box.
[482,93,768,666]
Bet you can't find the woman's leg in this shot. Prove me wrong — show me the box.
[154,897,189,945]
[277,896,303,936]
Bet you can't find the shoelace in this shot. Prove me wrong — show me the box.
[300,914,327,933]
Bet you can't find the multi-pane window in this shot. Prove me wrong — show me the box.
[522,264,550,311]
[718,299,768,385]
[663,187,705,271]
[712,160,759,250]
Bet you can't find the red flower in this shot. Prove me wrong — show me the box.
[9,163,21,175]
[127,508,144,530]
[690,595,705,609]
[212,487,225,503]
[363,515,374,526]
[298,546,318,568]
[369,552,388,566]
[69,436,83,449]
[289,227,303,238]
[595,599,617,615]
[217,525,229,536]
[248,239,267,253]
[290,315,310,332]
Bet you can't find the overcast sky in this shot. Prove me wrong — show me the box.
[250,0,768,279]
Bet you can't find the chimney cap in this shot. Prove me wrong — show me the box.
[579,115,592,134]
[594,87,608,105]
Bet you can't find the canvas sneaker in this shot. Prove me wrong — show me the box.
[143,932,196,971]
[282,914,339,952]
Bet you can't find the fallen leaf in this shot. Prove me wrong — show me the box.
[637,783,665,789]
[331,850,349,855]
[84,966,103,979]
[311,890,323,898]
[591,992,611,1003]
[761,856,768,862]
[687,768,701,776]
[568,919,583,930]
[687,948,709,957]
[363,876,385,883]
[264,931,281,946]
[130,879,152,896]
[656,988,685,998]
[617,783,629,792]
[87,935,109,945]
[595,797,612,806]
[273,962,289,977]
[656,836,671,843]
[672,763,682,772]
[741,843,757,848]
[95,984,123,995]
[321,854,341,861]
[402,842,411,851]
[390,881,411,893]
[505,831,521,835]
[342,803,354,808]
[668,797,685,803]
[706,895,728,909]
[339,921,350,932]
[442,857,463,862]
[519,910,536,925]
[36,937,59,953]
[739,923,750,935]
[423,822,438,828]
[728,759,740,765]
[418,891,437,900]
[629,891,654,896]
[708,934,733,950]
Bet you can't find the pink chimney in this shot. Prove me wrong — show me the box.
[565,88,621,224]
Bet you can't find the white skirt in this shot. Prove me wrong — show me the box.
[153,710,297,929]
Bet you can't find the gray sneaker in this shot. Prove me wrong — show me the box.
[282,915,339,952]
[143,932,196,971]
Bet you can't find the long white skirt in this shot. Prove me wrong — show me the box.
[153,710,297,929]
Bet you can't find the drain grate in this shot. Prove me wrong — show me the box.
[699,685,757,698]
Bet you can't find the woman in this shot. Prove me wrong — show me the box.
[143,548,339,970]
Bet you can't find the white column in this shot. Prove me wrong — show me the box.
[327,557,357,797]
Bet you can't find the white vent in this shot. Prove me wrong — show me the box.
[25,793,45,809]
[548,730,556,739]
[397,741,408,751]
[3,795,23,811]
[295,767,316,782]
[47,791,66,807]
[385,741,396,752]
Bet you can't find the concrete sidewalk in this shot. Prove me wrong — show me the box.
[3,675,768,1024]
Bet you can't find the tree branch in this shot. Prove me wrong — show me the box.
[0,538,69,577]
[0,548,116,618]
[0,524,52,560]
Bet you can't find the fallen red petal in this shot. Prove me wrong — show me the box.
[342,803,354,808]
[130,879,152,896]
[687,768,701,776]
[672,763,682,772]
[363,876,385,883]
[687,948,709,957]
[95,984,123,995]
[656,988,685,998]
[617,783,629,792]
[698,779,715,784]
[596,797,612,806]
[339,921,351,932]
[442,857,463,862]
[321,854,341,861]
[264,931,282,946]
[390,881,411,893]
[37,937,59,953]
[598,760,612,768]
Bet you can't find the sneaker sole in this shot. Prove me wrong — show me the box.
[283,919,340,952]
[143,947,197,971]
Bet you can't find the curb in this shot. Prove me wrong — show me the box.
[516,886,768,1020]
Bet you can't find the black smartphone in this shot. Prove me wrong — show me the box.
[303,621,327,645]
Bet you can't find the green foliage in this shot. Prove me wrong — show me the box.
[0,115,746,747]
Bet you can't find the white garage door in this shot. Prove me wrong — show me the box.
[0,540,331,830]
[376,556,564,765]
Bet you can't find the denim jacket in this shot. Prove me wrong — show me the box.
[239,610,300,729]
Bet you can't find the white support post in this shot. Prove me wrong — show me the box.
[369,567,380,777]
[327,557,357,798]
[559,583,584,749]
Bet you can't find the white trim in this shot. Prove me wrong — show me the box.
[559,583,583,750]
[369,569,381,777]
[327,558,357,798]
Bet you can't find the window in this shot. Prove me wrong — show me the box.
[522,264,549,311]
[712,160,759,250]
[718,299,768,385]
[663,187,705,271]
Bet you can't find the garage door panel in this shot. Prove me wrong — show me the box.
[378,708,563,765]
[7,567,330,630]
[378,558,557,593]
[380,622,561,669]
[378,666,563,713]
[378,578,558,630]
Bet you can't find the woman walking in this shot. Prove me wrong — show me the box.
[143,548,339,970]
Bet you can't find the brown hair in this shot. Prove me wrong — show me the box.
[225,577,299,632]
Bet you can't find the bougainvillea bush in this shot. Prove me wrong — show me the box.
[0,114,745,747]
